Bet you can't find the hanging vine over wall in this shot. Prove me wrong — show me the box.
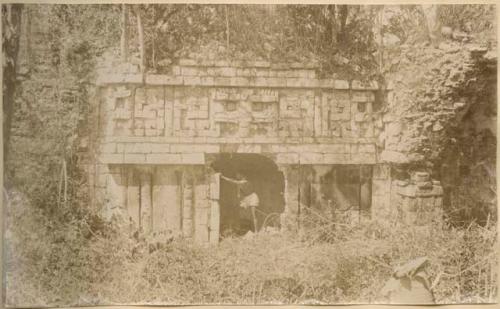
[5,4,120,210]
[379,39,496,224]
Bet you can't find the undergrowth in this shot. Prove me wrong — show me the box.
[4,191,497,307]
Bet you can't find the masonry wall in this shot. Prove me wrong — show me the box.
[97,164,215,243]
[92,59,388,243]
[95,60,382,166]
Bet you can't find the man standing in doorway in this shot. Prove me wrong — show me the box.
[220,173,259,233]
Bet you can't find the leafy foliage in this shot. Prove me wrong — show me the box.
[124,4,382,79]
[2,4,23,160]
[6,4,120,210]
[438,5,496,37]
[286,5,380,78]
[5,192,497,305]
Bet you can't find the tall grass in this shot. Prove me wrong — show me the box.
[4,191,497,306]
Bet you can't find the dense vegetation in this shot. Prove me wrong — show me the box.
[6,193,497,306]
[2,3,497,306]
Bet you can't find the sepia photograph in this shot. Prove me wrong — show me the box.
[1,2,498,307]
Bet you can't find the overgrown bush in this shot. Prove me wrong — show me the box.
[5,191,497,306]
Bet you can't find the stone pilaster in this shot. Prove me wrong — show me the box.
[396,172,443,226]
[278,164,300,232]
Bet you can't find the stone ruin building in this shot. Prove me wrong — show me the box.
[89,58,444,245]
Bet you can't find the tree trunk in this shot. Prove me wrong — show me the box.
[377,6,384,75]
[120,4,129,62]
[152,5,156,70]
[338,5,348,44]
[135,7,145,73]
[422,5,441,45]
[225,5,230,50]
[2,4,23,168]
[325,5,337,47]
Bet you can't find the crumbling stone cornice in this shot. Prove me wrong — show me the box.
[96,73,380,90]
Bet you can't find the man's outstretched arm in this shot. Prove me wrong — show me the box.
[221,175,247,185]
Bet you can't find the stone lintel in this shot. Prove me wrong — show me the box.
[397,184,444,198]
[103,136,378,145]
[96,73,379,91]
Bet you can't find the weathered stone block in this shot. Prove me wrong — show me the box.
[116,143,125,153]
[299,152,323,164]
[373,164,390,179]
[230,77,251,87]
[146,153,182,164]
[218,67,236,77]
[124,143,151,153]
[322,153,350,164]
[319,144,350,153]
[179,59,197,66]
[358,144,376,153]
[286,78,315,88]
[113,109,132,119]
[99,153,123,163]
[372,179,391,196]
[351,152,376,163]
[318,79,335,88]
[100,143,116,153]
[352,80,378,90]
[297,69,314,78]
[150,143,170,153]
[195,206,209,223]
[237,144,262,153]
[256,77,287,88]
[380,150,409,164]
[134,128,145,136]
[334,80,349,89]
[143,119,156,129]
[97,173,109,188]
[170,144,219,153]
[214,77,232,86]
[183,76,201,85]
[135,110,157,119]
[411,171,430,182]
[253,60,271,68]
[97,73,141,85]
[146,75,183,85]
[113,86,132,98]
[214,60,230,67]
[255,69,268,77]
[181,153,205,164]
[200,76,215,86]
[181,67,200,76]
[123,153,146,164]
[352,91,375,102]
[276,153,299,164]
[270,144,288,153]
[199,59,215,66]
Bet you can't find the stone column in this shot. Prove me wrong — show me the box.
[278,164,300,232]
[153,167,181,234]
[139,168,153,233]
[105,165,128,219]
[193,168,210,244]
[127,168,140,229]
[371,164,393,222]
[396,172,443,226]
[209,172,221,245]
[182,170,194,238]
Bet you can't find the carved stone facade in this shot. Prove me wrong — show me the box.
[90,59,443,244]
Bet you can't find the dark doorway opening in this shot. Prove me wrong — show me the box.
[211,153,285,236]
[320,165,372,219]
